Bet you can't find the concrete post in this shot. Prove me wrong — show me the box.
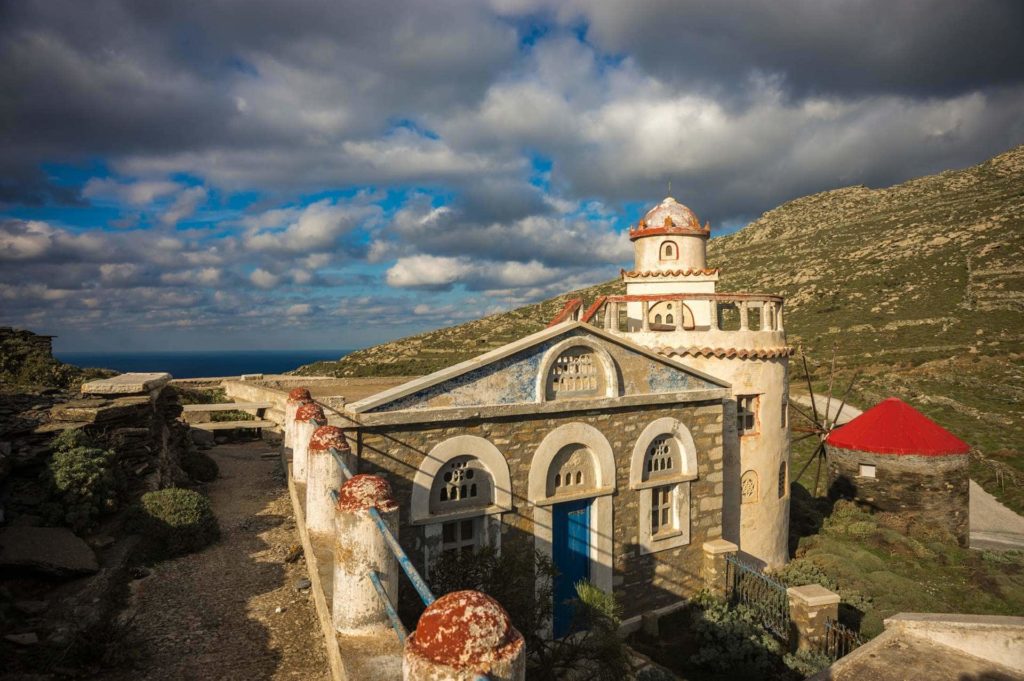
[739,301,749,330]
[787,584,841,652]
[641,301,651,331]
[292,402,327,484]
[702,538,738,597]
[284,387,312,450]
[604,301,614,330]
[778,304,784,331]
[404,590,525,681]
[333,474,400,634]
[306,425,351,537]
[710,300,720,330]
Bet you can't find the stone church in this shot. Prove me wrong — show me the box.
[339,197,791,633]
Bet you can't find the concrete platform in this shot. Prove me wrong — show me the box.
[812,613,1024,680]
[82,372,171,395]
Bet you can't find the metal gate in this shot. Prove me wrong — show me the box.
[724,553,791,643]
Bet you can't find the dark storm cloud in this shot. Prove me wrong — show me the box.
[568,0,1024,100]
[1,0,1022,344]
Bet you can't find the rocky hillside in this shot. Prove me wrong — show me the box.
[296,146,1024,505]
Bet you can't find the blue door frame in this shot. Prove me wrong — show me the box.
[552,497,592,637]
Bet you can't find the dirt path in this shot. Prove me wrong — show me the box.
[102,441,329,681]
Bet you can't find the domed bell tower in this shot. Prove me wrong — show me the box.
[601,197,792,568]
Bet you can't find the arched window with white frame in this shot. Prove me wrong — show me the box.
[660,240,678,260]
[629,418,699,554]
[412,436,512,569]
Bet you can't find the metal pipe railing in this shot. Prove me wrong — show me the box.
[368,570,407,643]
[325,446,491,680]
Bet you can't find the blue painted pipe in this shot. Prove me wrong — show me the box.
[367,507,436,606]
[368,570,406,643]
[330,448,354,478]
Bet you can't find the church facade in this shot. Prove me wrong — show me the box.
[339,197,791,632]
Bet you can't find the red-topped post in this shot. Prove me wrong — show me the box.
[403,590,525,681]
[306,425,351,537]
[292,402,326,484]
[284,387,312,451]
[333,474,399,634]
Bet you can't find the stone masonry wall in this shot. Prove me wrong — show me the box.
[347,399,724,621]
[826,446,969,545]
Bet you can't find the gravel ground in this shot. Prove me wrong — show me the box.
[99,441,329,681]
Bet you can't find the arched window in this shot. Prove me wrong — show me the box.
[660,241,678,260]
[666,314,674,325]
[778,462,787,498]
[645,435,677,478]
[413,436,513,569]
[429,456,493,514]
[547,444,597,497]
[741,470,759,504]
[654,314,663,324]
[630,419,698,555]
[547,347,601,399]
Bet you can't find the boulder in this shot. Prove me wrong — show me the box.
[0,526,99,577]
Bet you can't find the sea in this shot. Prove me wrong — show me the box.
[54,349,351,380]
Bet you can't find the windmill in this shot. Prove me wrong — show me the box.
[790,345,860,497]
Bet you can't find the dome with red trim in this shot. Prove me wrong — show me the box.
[825,397,970,456]
[629,196,710,240]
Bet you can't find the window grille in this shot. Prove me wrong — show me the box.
[441,518,476,556]
[778,462,787,498]
[550,348,599,397]
[737,395,759,435]
[741,470,758,503]
[429,456,492,514]
[645,435,676,477]
[651,485,674,536]
[549,444,595,496]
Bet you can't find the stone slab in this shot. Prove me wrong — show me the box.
[787,584,841,607]
[50,396,152,424]
[0,526,99,577]
[82,372,171,396]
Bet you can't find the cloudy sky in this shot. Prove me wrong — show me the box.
[2,1,1022,352]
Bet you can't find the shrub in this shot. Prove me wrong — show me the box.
[687,591,783,676]
[783,648,832,677]
[130,488,219,558]
[46,428,124,531]
[846,520,877,537]
[181,450,219,482]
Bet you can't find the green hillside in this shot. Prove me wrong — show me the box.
[296,145,1024,509]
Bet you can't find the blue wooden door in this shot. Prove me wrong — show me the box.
[552,498,591,637]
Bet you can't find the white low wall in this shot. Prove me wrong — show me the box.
[884,613,1024,673]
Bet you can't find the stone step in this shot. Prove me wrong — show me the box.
[191,420,276,431]
[181,402,273,412]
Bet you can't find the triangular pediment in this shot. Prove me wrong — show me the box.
[346,322,729,415]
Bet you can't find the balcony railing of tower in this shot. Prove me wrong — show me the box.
[580,293,785,334]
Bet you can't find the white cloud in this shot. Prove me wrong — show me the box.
[161,186,208,226]
[82,178,182,206]
[249,268,280,289]
[286,303,312,316]
[244,199,379,253]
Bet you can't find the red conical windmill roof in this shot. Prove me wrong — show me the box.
[825,397,970,456]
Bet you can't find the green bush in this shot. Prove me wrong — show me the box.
[688,591,784,676]
[783,648,833,677]
[130,488,219,558]
[181,450,219,482]
[45,428,123,531]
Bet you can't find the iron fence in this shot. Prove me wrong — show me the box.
[821,617,864,660]
[724,553,791,643]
